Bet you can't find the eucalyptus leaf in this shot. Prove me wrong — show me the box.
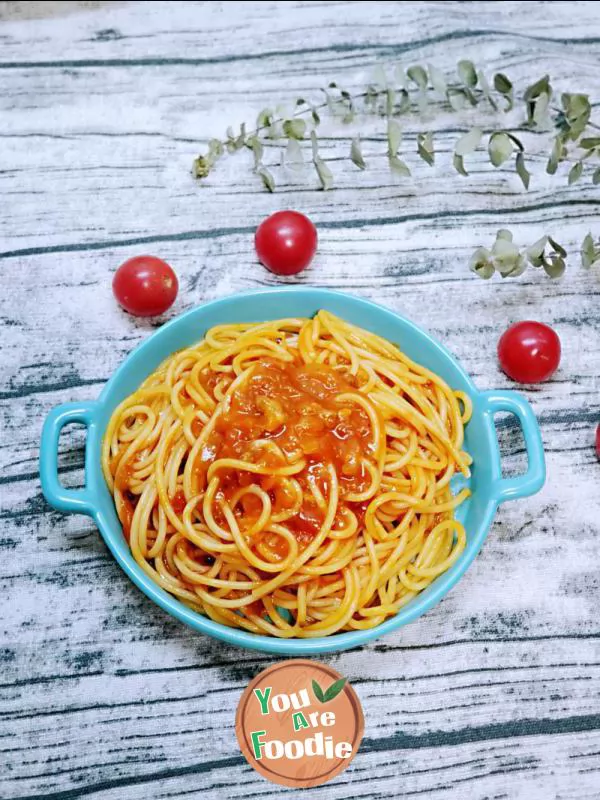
[455,127,483,156]
[543,255,565,278]
[506,133,524,152]
[208,138,224,159]
[496,229,514,243]
[568,160,583,185]
[389,155,411,176]
[397,89,411,113]
[593,166,600,185]
[247,135,263,168]
[285,137,304,171]
[470,247,495,279]
[387,119,402,155]
[192,155,211,179]
[453,153,468,176]
[478,70,498,110]
[314,157,333,190]
[256,166,275,192]
[546,136,563,175]
[526,236,548,266]
[386,87,396,117]
[457,59,477,88]
[493,72,514,110]
[532,92,550,125]
[350,137,366,170]
[493,73,513,94]
[580,137,600,149]
[488,132,513,167]
[417,132,434,166]
[406,65,428,90]
[447,87,468,111]
[581,233,597,267]
[524,75,551,101]
[427,63,447,94]
[561,93,591,140]
[256,108,273,129]
[548,237,567,258]
[282,119,306,140]
[515,152,531,189]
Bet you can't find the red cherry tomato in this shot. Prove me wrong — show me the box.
[596,424,600,461]
[255,211,317,276]
[497,321,561,383]
[113,256,178,317]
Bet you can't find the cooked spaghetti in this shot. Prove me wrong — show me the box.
[102,311,472,637]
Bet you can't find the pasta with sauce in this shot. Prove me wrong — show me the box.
[102,311,472,637]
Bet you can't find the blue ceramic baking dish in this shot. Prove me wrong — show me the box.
[40,288,545,654]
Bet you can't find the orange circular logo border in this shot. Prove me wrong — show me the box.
[235,659,364,788]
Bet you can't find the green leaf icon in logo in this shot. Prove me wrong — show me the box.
[312,677,347,703]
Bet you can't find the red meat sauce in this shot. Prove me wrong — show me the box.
[115,358,380,554]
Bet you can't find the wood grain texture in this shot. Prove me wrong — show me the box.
[1,1,599,798]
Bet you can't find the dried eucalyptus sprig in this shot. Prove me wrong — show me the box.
[193,61,600,192]
[470,230,600,279]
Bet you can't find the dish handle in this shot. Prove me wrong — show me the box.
[480,390,546,504]
[40,401,99,516]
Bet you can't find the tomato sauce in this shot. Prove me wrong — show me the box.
[198,358,377,546]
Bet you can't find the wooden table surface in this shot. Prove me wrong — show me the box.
[1,2,599,798]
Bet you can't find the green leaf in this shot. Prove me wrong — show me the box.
[406,65,428,90]
[282,119,306,140]
[427,63,447,94]
[506,133,524,152]
[496,229,513,243]
[453,153,468,176]
[389,155,411,176]
[546,136,563,175]
[447,87,468,111]
[488,132,513,167]
[417,132,434,166]
[524,75,551,101]
[478,70,498,110]
[397,89,411,113]
[515,152,531,189]
[580,137,600,149]
[192,155,211,179]
[593,166,600,185]
[256,166,275,192]
[386,87,395,117]
[455,127,483,156]
[312,679,326,703]
[470,247,495,279]
[568,161,583,185]
[561,93,591,141]
[208,138,224,159]
[284,137,304,171]
[457,59,477,88]
[548,237,567,258]
[247,135,263,168]
[581,233,598,268]
[350,137,366,170]
[323,678,347,702]
[494,73,513,94]
[257,108,273,130]
[314,157,333,190]
[387,119,402,155]
[527,236,548,267]
[543,255,565,279]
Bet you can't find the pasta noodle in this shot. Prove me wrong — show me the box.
[102,311,472,637]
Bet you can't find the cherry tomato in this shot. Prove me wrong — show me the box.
[113,256,178,317]
[255,211,317,276]
[497,321,561,383]
[595,424,600,461]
